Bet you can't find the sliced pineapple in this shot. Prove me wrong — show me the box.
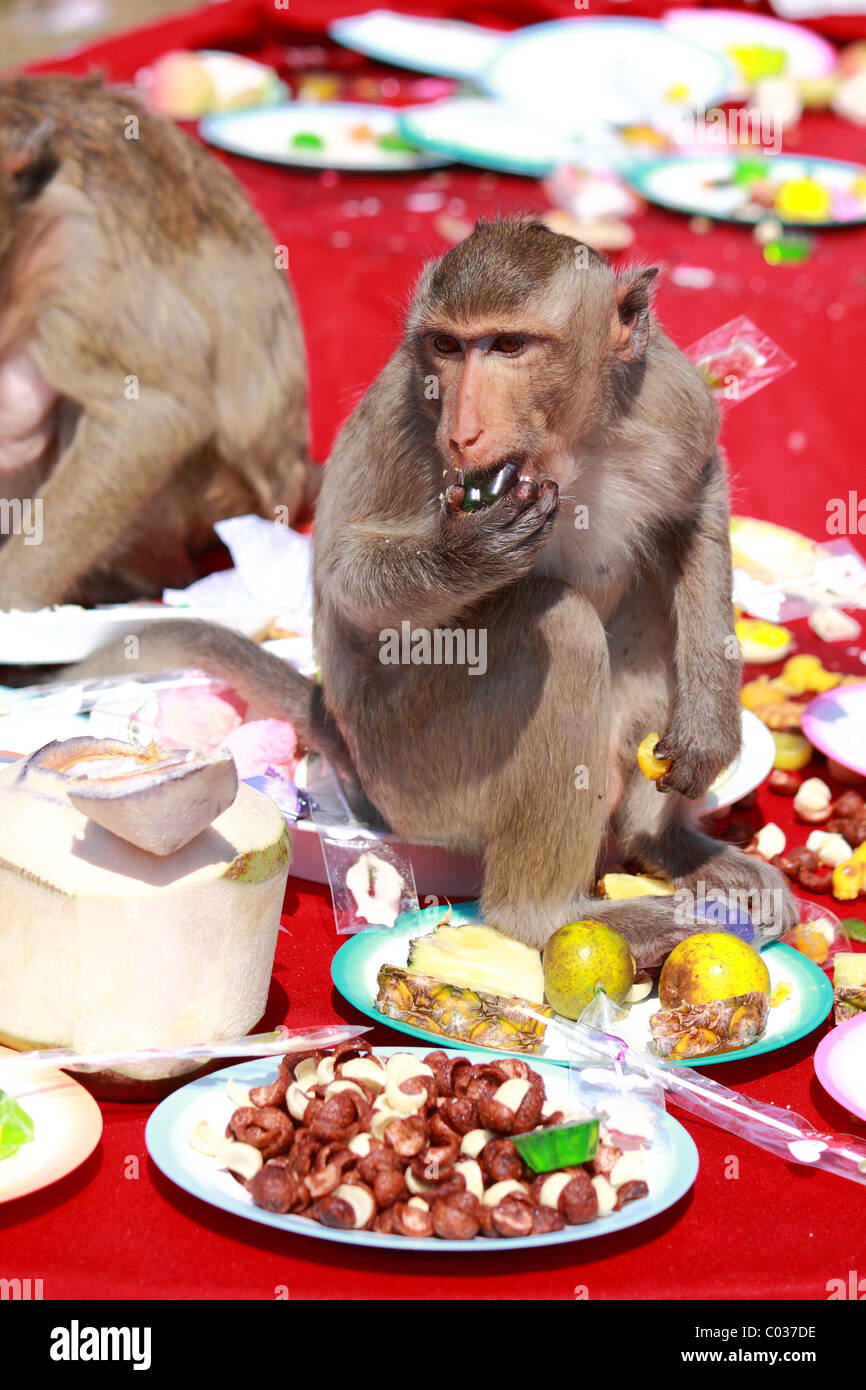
[600,872,674,900]
[406,922,545,1004]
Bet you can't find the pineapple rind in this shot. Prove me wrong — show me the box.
[376,964,552,1054]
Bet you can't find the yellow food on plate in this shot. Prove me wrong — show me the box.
[833,953,866,1024]
[658,932,770,1010]
[729,516,819,585]
[406,921,545,1004]
[832,859,863,901]
[600,872,675,900]
[775,653,841,696]
[735,618,793,664]
[787,921,831,965]
[542,920,634,1021]
[772,730,813,770]
[770,980,792,1007]
[637,732,671,781]
[741,675,787,709]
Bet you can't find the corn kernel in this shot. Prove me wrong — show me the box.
[637,732,671,781]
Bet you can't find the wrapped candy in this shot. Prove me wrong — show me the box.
[686,315,795,403]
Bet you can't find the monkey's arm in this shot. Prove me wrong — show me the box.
[330,478,560,633]
[0,386,211,610]
[654,458,742,799]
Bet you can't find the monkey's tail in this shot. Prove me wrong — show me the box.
[62,618,358,786]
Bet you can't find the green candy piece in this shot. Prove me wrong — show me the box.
[763,237,812,266]
[291,131,325,150]
[378,134,416,153]
[841,918,866,943]
[0,1090,35,1162]
[512,1118,599,1173]
[732,158,770,186]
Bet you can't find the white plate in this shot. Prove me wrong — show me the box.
[0,605,275,666]
[329,10,503,80]
[199,102,449,172]
[482,18,737,126]
[662,8,836,85]
[146,1046,699,1251]
[0,1048,103,1204]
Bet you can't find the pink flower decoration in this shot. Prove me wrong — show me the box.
[220,719,300,780]
[154,684,244,753]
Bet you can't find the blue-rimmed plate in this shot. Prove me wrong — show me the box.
[481,18,737,126]
[145,1046,698,1251]
[627,153,866,228]
[332,902,833,1068]
[200,102,448,172]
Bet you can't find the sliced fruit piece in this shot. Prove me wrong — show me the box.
[407,922,544,1003]
[376,964,551,1053]
[600,872,674,900]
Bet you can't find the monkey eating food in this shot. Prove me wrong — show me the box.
[0,74,315,609]
[73,219,797,965]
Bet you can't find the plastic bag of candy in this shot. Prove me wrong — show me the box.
[686,315,795,403]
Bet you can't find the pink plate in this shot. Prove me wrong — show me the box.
[814,1014,866,1124]
[0,1046,103,1203]
[801,682,866,779]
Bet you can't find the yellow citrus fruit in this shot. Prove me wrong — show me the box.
[543,920,634,1021]
[659,932,770,1009]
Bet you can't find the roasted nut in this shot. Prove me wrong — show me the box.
[385,1201,435,1238]
[479,1138,524,1183]
[431,1190,482,1240]
[441,1096,478,1134]
[754,823,785,860]
[768,769,802,796]
[384,1114,428,1157]
[531,1205,566,1234]
[313,1182,376,1231]
[477,1078,543,1134]
[591,1143,622,1177]
[809,831,854,868]
[772,845,818,881]
[720,819,756,847]
[796,865,832,894]
[531,1169,598,1224]
[614,1179,649,1210]
[249,1162,297,1213]
[249,1057,291,1109]
[310,1089,371,1142]
[833,791,866,819]
[793,777,833,823]
[227,1106,293,1160]
[484,1194,535,1238]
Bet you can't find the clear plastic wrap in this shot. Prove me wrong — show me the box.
[306,753,419,935]
[526,1004,866,1188]
[686,315,795,403]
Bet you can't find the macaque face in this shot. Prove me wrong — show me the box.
[419,319,573,492]
[409,222,655,503]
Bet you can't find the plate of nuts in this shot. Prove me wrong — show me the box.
[145,1042,699,1250]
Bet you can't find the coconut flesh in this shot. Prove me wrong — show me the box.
[0,737,291,1085]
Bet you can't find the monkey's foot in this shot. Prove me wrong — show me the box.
[559,895,702,970]
[674,845,798,942]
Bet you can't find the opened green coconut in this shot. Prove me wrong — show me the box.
[0,738,291,1097]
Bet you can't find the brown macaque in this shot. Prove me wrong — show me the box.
[73,219,796,965]
[0,74,316,610]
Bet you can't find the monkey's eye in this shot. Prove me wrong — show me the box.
[432,334,461,356]
[491,334,525,356]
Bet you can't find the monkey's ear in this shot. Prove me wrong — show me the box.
[612,267,659,363]
[4,119,59,203]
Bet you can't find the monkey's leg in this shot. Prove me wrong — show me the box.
[612,771,798,941]
[0,395,211,610]
[455,581,614,948]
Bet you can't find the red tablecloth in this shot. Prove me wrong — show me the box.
[3,0,866,1300]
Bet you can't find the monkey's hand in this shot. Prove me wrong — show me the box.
[442,476,560,578]
[654,713,740,801]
